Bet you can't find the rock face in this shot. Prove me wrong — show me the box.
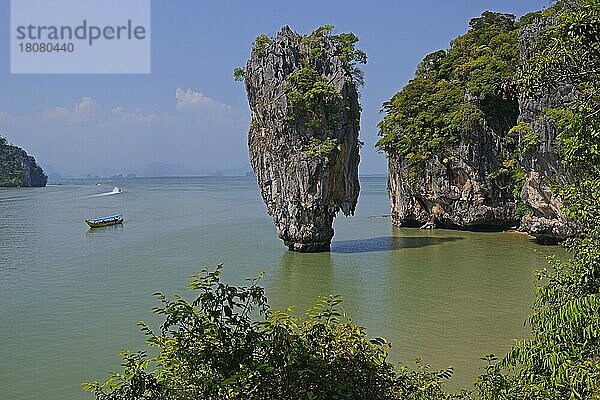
[0,137,47,187]
[243,27,361,252]
[388,112,517,230]
[520,216,578,245]
[380,13,522,232]
[516,15,578,243]
[384,10,579,242]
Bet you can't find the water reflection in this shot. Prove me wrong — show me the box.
[85,224,124,236]
[331,236,464,253]
[269,251,337,312]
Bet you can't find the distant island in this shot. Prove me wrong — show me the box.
[0,136,47,187]
[44,161,253,181]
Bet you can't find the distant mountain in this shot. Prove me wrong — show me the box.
[140,162,209,177]
[57,163,252,179]
[0,136,47,187]
[105,173,136,180]
[217,166,254,176]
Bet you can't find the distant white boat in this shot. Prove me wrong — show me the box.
[89,186,122,197]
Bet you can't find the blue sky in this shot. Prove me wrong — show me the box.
[0,0,552,176]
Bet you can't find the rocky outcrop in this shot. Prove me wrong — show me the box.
[243,27,362,252]
[381,13,522,232]
[516,14,578,243]
[520,215,578,245]
[384,9,579,243]
[0,136,47,187]
[388,111,518,231]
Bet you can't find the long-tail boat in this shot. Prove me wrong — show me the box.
[85,214,124,228]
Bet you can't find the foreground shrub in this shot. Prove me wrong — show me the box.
[84,265,464,400]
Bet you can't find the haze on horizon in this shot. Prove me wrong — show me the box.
[0,0,551,178]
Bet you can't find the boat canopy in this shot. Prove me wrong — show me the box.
[87,214,123,222]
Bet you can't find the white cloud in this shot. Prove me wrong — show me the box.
[175,88,231,112]
[72,97,99,122]
[3,90,232,130]
[111,107,161,125]
[41,106,70,120]
[34,97,165,128]
[42,97,99,123]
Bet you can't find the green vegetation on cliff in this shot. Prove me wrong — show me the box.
[0,136,47,187]
[376,12,529,221]
[285,26,365,159]
[285,64,341,133]
[299,25,367,85]
[236,26,366,160]
[0,136,23,187]
[376,11,520,164]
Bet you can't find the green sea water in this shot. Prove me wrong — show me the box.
[0,176,564,398]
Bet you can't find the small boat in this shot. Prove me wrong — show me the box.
[112,186,122,194]
[85,214,124,228]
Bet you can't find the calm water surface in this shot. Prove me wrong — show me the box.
[0,177,565,398]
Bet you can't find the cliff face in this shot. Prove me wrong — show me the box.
[243,27,362,252]
[516,16,579,243]
[0,137,47,187]
[380,12,521,231]
[382,10,579,242]
[388,118,517,230]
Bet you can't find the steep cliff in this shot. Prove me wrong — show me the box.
[0,136,47,187]
[515,10,579,243]
[241,26,364,252]
[378,12,522,230]
[378,7,583,242]
[387,122,518,230]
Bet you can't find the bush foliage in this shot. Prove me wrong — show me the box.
[84,265,464,400]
